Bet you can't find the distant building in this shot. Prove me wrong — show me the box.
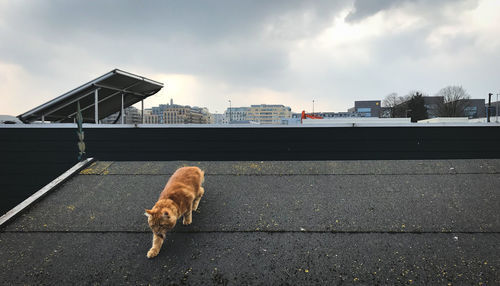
[463,99,486,118]
[143,109,159,124]
[348,101,381,117]
[164,106,210,124]
[385,96,444,119]
[151,99,210,124]
[432,98,485,118]
[486,101,500,120]
[247,104,292,124]
[101,106,141,124]
[292,112,363,119]
[281,117,301,125]
[200,108,213,124]
[212,113,227,124]
[302,117,411,125]
[151,104,169,123]
[224,107,250,123]
[422,96,445,118]
[389,96,485,119]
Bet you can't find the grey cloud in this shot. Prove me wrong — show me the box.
[345,0,476,22]
[346,0,398,22]
[0,0,497,115]
[0,0,350,84]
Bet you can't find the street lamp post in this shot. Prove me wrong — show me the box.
[228,100,232,123]
[488,93,493,123]
[312,100,315,116]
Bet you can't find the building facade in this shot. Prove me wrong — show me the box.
[151,99,210,124]
[348,101,382,117]
[224,107,250,123]
[463,99,486,118]
[486,100,499,120]
[292,112,364,119]
[101,106,141,124]
[142,109,159,124]
[247,104,292,124]
[151,104,169,123]
[212,113,227,124]
[163,106,210,124]
[422,96,444,118]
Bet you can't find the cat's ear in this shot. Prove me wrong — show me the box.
[144,209,152,217]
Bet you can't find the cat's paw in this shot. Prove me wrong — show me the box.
[147,248,160,258]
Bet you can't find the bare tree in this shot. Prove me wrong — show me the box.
[382,92,405,118]
[436,86,471,117]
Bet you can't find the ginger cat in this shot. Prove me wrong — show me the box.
[144,166,205,258]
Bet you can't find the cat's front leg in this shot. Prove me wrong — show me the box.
[183,206,193,225]
[147,233,164,258]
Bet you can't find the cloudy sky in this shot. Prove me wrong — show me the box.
[1,0,499,115]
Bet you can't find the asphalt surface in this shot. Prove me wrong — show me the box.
[1,160,499,285]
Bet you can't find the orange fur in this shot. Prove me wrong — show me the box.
[144,166,205,258]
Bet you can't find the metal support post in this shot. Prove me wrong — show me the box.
[487,93,492,123]
[121,93,125,124]
[94,89,99,124]
[141,99,144,124]
[41,114,45,124]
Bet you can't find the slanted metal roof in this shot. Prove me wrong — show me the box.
[18,69,164,123]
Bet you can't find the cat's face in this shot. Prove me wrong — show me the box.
[145,208,177,238]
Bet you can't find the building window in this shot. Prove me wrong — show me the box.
[357,108,371,113]
[464,106,477,118]
[357,107,372,117]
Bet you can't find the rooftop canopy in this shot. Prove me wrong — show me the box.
[18,69,164,123]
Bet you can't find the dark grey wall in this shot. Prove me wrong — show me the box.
[1,125,500,215]
[468,99,486,118]
[423,96,444,118]
[354,101,382,117]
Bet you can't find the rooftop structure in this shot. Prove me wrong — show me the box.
[0,115,23,124]
[1,159,498,284]
[17,69,163,124]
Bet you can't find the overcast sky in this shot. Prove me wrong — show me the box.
[1,0,499,115]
